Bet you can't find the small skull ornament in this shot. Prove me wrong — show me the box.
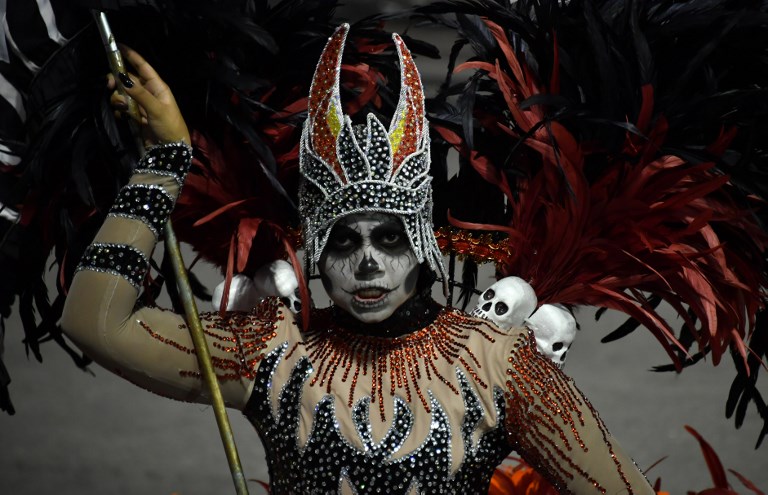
[211,274,262,312]
[472,276,537,330]
[253,259,301,313]
[526,304,576,368]
[211,260,301,313]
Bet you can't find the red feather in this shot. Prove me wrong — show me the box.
[173,131,297,278]
[684,425,729,489]
[440,18,768,370]
[727,469,765,495]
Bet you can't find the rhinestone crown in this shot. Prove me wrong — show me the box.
[299,24,445,279]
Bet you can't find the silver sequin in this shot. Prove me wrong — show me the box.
[243,344,511,494]
[75,242,148,290]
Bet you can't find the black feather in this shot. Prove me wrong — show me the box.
[601,295,662,343]
[458,72,481,150]
[594,306,608,321]
[651,351,706,372]
[456,258,478,311]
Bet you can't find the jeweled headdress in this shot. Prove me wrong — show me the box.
[299,24,446,281]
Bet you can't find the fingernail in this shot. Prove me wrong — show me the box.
[118,72,133,88]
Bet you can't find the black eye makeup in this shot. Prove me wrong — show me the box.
[327,224,361,253]
[372,222,409,253]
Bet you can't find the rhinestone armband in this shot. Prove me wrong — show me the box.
[76,243,149,290]
[108,184,175,238]
[133,141,193,187]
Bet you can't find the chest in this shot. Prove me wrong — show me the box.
[243,313,513,494]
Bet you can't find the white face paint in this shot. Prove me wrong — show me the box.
[319,212,420,324]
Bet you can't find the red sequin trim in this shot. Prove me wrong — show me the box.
[138,298,282,381]
[301,307,503,422]
[391,34,425,170]
[308,25,347,178]
[504,328,634,493]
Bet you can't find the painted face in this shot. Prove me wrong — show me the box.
[319,212,420,324]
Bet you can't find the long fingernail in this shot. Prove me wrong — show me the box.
[118,72,134,88]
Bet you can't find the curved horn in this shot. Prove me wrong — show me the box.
[389,34,427,170]
[308,24,348,175]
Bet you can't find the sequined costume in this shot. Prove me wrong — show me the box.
[60,139,653,493]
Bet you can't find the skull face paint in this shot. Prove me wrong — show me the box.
[319,212,420,324]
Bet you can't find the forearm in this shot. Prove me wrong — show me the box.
[59,143,210,401]
[70,155,185,338]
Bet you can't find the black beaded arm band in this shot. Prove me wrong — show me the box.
[108,183,175,238]
[76,243,149,290]
[133,141,193,187]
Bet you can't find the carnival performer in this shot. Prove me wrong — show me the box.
[59,25,654,494]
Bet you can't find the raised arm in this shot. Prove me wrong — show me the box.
[59,47,287,409]
[499,326,654,494]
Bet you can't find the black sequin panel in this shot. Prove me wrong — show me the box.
[108,184,174,238]
[452,372,509,489]
[244,345,510,494]
[134,141,193,187]
[76,243,148,290]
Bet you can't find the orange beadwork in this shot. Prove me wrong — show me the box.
[435,227,514,265]
[308,25,347,177]
[390,34,425,170]
[504,328,635,493]
[139,298,282,381]
[299,307,504,422]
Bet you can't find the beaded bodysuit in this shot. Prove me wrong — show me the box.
[60,140,653,495]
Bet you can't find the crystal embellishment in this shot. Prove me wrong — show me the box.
[243,337,510,494]
[76,243,149,290]
[134,141,193,187]
[108,183,175,238]
[299,24,446,282]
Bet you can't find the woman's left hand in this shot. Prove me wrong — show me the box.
[107,45,190,147]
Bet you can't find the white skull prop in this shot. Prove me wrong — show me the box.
[212,260,300,313]
[472,276,537,330]
[253,259,300,312]
[211,274,261,312]
[526,304,577,368]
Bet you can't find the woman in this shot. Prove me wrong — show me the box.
[60,25,654,494]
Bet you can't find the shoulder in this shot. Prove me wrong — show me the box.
[442,307,531,343]
[198,296,301,348]
[436,307,534,363]
[443,308,547,381]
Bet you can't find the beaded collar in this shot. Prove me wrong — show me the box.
[296,301,502,423]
